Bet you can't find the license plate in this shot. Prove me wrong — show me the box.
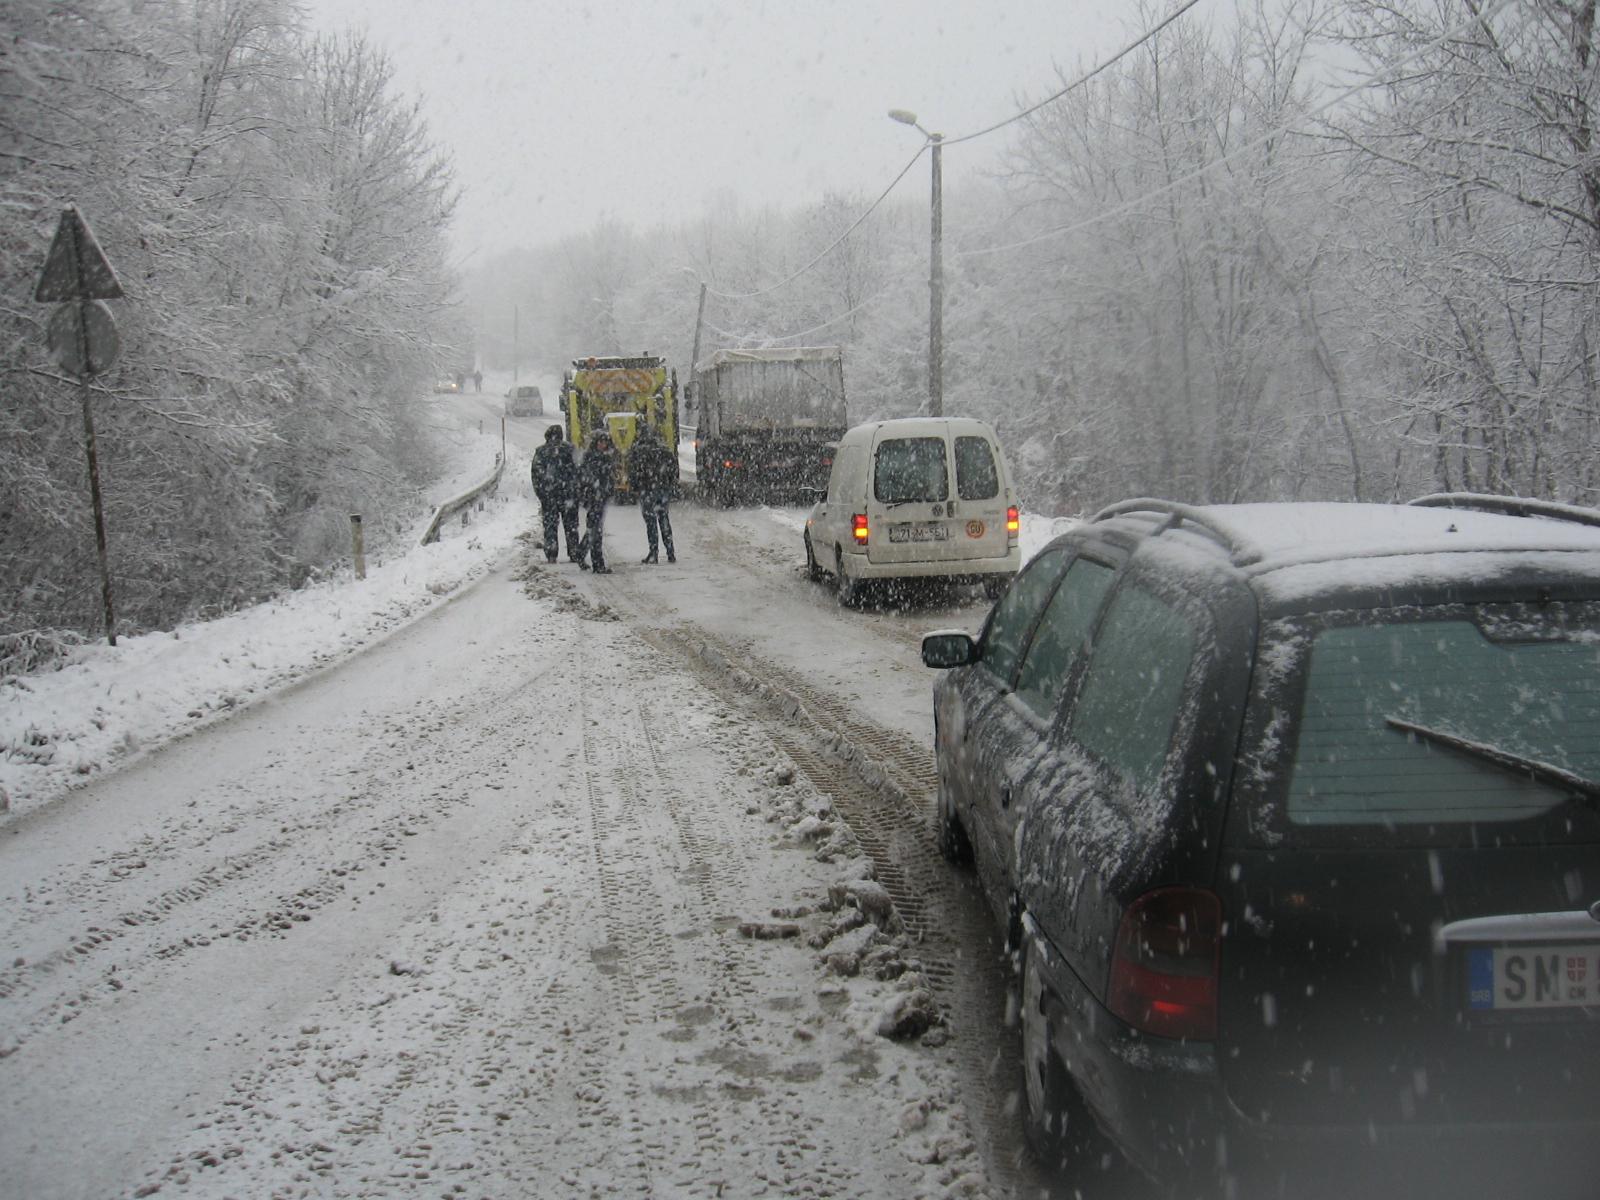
[888,522,949,543]
[1467,944,1600,1011]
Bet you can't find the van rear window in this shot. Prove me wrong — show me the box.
[874,437,948,503]
[955,437,999,500]
[1283,607,1600,827]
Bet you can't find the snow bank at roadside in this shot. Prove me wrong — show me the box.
[0,429,534,818]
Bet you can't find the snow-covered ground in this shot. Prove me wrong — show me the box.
[0,406,1082,1200]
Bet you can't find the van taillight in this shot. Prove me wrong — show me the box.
[1107,887,1220,1041]
[1006,505,1020,537]
[852,514,869,543]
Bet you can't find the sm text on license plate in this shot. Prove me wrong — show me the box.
[1467,945,1600,1011]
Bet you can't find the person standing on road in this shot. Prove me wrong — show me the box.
[472,369,483,393]
[532,425,580,563]
[627,424,678,564]
[575,430,617,574]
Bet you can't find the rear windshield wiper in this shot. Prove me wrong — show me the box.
[1384,716,1600,802]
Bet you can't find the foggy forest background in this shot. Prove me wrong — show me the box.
[5,0,1599,671]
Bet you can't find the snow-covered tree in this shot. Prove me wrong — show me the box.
[0,0,459,668]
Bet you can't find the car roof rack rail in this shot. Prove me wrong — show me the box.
[1087,498,1265,565]
[1409,492,1600,530]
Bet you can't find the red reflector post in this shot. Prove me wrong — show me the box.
[1107,887,1221,1041]
[852,513,869,542]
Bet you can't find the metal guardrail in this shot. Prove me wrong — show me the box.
[419,453,505,546]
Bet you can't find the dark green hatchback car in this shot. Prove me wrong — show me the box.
[921,494,1600,1198]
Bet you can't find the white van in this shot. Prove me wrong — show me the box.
[804,417,1020,604]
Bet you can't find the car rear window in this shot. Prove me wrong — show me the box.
[954,436,999,500]
[874,437,948,503]
[1283,609,1600,827]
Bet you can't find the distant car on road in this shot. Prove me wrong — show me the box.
[921,493,1600,1196]
[504,385,543,417]
[434,377,460,395]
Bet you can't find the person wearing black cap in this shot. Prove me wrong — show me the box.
[575,429,617,573]
[532,424,579,563]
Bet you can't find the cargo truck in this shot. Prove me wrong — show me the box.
[690,347,847,506]
[559,355,679,497]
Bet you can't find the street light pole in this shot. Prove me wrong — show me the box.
[890,109,943,417]
[928,132,943,419]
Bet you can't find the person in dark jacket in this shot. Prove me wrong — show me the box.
[575,430,617,573]
[531,425,579,562]
[627,425,677,564]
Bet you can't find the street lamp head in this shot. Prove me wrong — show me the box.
[888,108,919,126]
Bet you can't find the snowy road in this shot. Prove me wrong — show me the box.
[0,486,1133,1198]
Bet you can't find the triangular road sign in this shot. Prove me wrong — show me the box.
[34,206,124,302]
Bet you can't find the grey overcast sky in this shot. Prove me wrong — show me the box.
[300,0,1141,263]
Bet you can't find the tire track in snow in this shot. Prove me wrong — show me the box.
[566,565,1041,1198]
[571,649,863,1199]
[0,676,530,1052]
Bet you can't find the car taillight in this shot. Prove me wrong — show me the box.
[1107,887,1220,1041]
[1006,505,1020,536]
[852,513,869,543]
[723,459,743,470]
[821,456,833,467]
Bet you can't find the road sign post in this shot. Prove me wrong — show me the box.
[34,206,125,646]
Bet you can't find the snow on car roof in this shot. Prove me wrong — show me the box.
[1204,502,1600,565]
[1159,501,1600,607]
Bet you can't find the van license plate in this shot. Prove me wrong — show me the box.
[889,523,949,543]
[1467,945,1600,1011]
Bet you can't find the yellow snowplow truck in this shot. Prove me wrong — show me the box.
[560,355,679,497]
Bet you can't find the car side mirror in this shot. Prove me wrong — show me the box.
[921,630,977,669]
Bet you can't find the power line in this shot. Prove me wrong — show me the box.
[699,145,927,302]
[944,0,1205,147]
[952,0,1517,261]
[695,3,1207,306]
[707,280,904,347]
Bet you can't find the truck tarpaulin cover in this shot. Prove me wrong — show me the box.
[700,347,845,431]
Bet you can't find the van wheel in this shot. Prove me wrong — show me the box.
[804,533,823,582]
[1021,948,1116,1178]
[834,548,859,608]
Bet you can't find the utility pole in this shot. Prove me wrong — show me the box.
[928,132,944,418]
[688,281,708,424]
[513,303,519,384]
[889,110,944,417]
